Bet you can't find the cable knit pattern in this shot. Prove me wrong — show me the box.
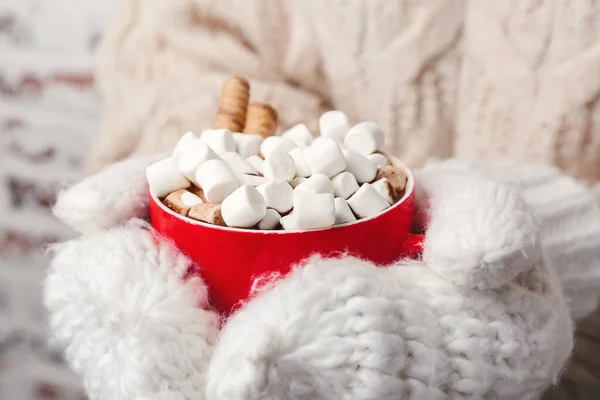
[456,0,600,183]
[90,0,600,195]
[88,0,464,173]
[90,0,329,173]
[296,0,463,167]
[43,155,585,399]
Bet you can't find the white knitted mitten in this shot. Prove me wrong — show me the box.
[45,156,600,400]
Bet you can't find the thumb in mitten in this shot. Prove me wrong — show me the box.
[414,167,540,290]
[53,153,167,233]
[46,154,220,400]
[421,158,600,320]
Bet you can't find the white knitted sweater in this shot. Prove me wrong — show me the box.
[44,155,600,399]
[90,0,600,200]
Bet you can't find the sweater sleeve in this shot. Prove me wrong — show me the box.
[87,0,330,174]
[455,0,600,189]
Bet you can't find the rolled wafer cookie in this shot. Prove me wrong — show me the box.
[214,76,250,132]
[243,102,278,138]
[188,203,226,226]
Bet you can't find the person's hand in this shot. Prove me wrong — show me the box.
[45,154,221,399]
[45,155,588,399]
[423,158,600,321]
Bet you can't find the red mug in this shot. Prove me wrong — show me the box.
[149,158,424,314]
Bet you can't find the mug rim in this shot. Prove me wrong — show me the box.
[150,157,414,235]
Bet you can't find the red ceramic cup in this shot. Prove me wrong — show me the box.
[149,159,423,314]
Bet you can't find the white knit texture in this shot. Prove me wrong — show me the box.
[416,169,540,290]
[208,256,570,400]
[427,158,600,320]
[89,0,600,196]
[44,221,220,399]
[53,153,166,234]
[43,156,586,399]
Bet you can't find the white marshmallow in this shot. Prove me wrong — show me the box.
[221,152,258,175]
[237,174,268,187]
[344,121,385,155]
[221,185,267,228]
[288,147,311,178]
[290,177,308,188]
[343,149,377,183]
[303,137,346,178]
[334,197,357,225]
[331,171,359,200]
[146,157,190,198]
[294,174,334,195]
[293,190,335,230]
[280,212,299,230]
[200,129,236,154]
[263,152,296,182]
[233,133,263,158]
[260,136,297,158]
[172,131,196,158]
[177,139,220,183]
[371,178,394,204]
[246,155,264,174]
[347,183,390,218]
[367,153,389,167]
[195,159,239,203]
[256,181,293,213]
[319,110,350,142]
[310,136,328,147]
[281,123,314,147]
[181,191,203,207]
[258,209,282,230]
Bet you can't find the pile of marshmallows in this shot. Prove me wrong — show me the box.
[147,112,406,231]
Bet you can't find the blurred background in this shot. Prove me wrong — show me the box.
[0,0,117,398]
